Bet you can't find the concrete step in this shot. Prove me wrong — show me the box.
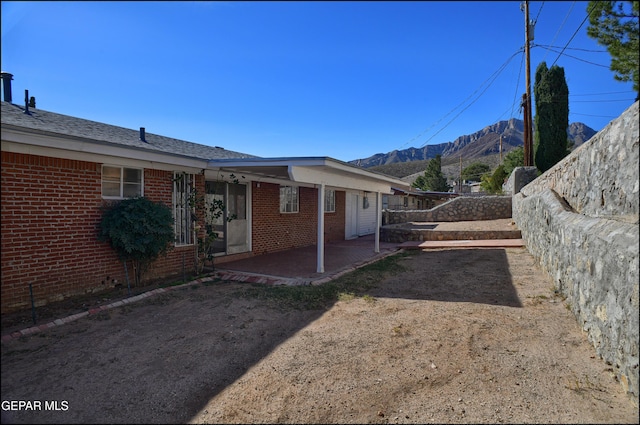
[400,239,526,250]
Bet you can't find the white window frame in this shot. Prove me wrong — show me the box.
[101,165,143,199]
[324,189,335,213]
[279,185,299,213]
[173,172,195,246]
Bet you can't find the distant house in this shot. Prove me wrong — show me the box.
[0,75,409,314]
[383,187,459,210]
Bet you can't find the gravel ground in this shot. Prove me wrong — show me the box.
[1,247,638,424]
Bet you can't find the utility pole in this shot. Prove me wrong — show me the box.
[523,0,534,166]
[459,156,463,193]
[499,134,503,163]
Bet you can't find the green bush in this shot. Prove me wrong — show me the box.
[480,165,507,194]
[98,197,175,287]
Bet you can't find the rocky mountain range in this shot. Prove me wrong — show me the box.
[349,119,597,169]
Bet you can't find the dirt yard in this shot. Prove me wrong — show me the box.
[1,247,638,424]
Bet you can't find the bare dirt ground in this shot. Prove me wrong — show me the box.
[1,247,638,424]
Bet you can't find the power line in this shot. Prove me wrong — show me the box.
[417,50,523,148]
[549,2,599,68]
[396,2,619,154]
[537,45,609,68]
[532,0,545,24]
[572,98,636,103]
[536,44,607,53]
[396,48,523,151]
[540,0,574,64]
[572,112,620,118]
[571,90,633,96]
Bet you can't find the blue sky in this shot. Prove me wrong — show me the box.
[1,1,636,162]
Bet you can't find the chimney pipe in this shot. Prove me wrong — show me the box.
[1,72,13,103]
[140,127,146,142]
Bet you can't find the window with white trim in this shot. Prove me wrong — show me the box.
[279,185,299,213]
[173,172,195,245]
[324,189,335,213]
[101,165,143,199]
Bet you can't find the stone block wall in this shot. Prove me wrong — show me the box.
[383,195,512,225]
[513,101,639,400]
[504,166,538,196]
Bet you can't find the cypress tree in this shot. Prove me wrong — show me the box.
[533,62,570,173]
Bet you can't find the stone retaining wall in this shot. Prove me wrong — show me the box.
[382,195,512,225]
[380,225,521,243]
[513,101,639,401]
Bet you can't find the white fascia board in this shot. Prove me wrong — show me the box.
[205,168,318,188]
[289,165,394,193]
[1,128,208,173]
[321,157,408,185]
[209,156,410,192]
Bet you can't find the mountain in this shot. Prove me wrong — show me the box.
[349,119,597,175]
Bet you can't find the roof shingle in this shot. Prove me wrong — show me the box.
[1,101,257,161]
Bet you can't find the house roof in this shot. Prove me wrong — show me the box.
[1,101,410,192]
[1,101,256,161]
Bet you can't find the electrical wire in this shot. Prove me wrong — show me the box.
[549,2,599,68]
[417,49,523,148]
[532,1,545,25]
[571,90,633,96]
[540,0,576,63]
[394,1,623,156]
[537,44,610,67]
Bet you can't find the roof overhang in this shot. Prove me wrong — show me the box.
[208,157,411,193]
[1,124,209,172]
[2,122,412,193]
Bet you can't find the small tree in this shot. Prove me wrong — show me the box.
[503,147,525,176]
[461,162,491,182]
[412,154,450,192]
[480,165,507,194]
[98,197,175,290]
[533,61,570,173]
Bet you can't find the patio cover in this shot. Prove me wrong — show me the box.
[208,157,411,273]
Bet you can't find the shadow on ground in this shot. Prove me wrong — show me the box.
[370,249,522,307]
[1,249,521,424]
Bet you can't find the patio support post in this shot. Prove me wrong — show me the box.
[375,191,381,253]
[317,183,325,273]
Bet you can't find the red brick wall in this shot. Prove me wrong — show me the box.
[326,190,346,242]
[251,182,345,254]
[1,152,349,313]
[1,152,202,314]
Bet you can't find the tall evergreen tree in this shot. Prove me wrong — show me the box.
[533,62,570,173]
[587,1,639,99]
[412,154,450,192]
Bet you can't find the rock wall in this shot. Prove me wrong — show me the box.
[383,195,512,225]
[504,166,538,196]
[513,101,639,401]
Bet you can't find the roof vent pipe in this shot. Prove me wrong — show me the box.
[140,127,146,142]
[1,72,13,103]
[24,89,31,115]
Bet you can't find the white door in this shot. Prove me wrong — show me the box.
[205,181,249,255]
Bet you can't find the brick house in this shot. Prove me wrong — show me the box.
[1,77,409,314]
